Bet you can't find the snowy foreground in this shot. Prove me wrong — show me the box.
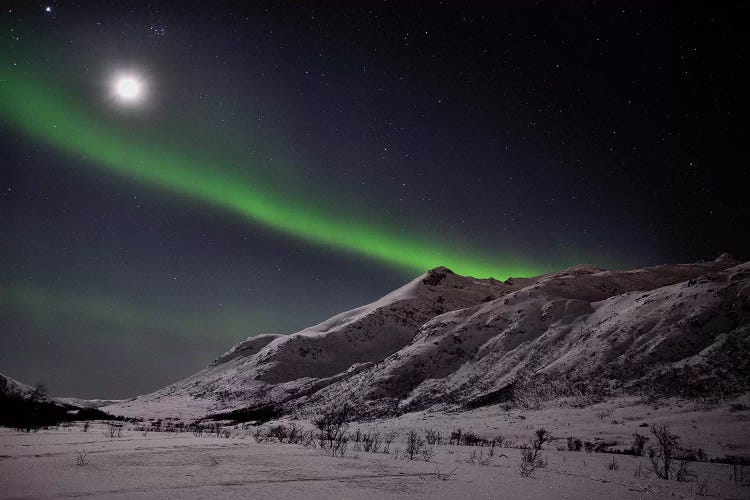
[2,399,748,499]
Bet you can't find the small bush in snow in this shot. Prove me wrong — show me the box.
[404,430,425,461]
[287,423,301,444]
[425,429,442,445]
[313,403,351,452]
[697,474,711,496]
[567,437,582,452]
[362,431,381,453]
[252,427,266,443]
[646,425,694,481]
[518,428,549,477]
[382,432,395,454]
[631,432,649,456]
[351,429,362,451]
[328,433,348,457]
[75,449,90,466]
[467,450,491,466]
[421,446,435,462]
[268,424,288,443]
[302,430,316,448]
[105,422,122,438]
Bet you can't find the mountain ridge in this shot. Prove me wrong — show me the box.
[104,254,750,419]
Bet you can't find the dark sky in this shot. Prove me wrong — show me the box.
[1,1,747,398]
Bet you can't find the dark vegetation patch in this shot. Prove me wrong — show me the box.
[464,384,515,409]
[206,405,282,425]
[422,268,450,287]
[0,380,125,431]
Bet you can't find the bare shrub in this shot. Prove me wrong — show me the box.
[646,425,693,481]
[697,474,711,496]
[329,433,348,457]
[105,422,122,438]
[30,384,47,402]
[675,457,696,482]
[313,403,351,452]
[594,440,617,453]
[518,428,549,477]
[467,450,491,466]
[462,431,484,447]
[633,462,644,477]
[519,448,547,477]
[75,449,90,466]
[206,423,222,438]
[268,424,288,443]
[631,432,649,456]
[606,457,619,470]
[533,429,549,448]
[567,437,582,451]
[425,429,442,445]
[252,427,266,443]
[362,431,381,453]
[287,423,301,444]
[449,428,462,446]
[447,428,491,447]
[732,462,745,482]
[421,446,435,462]
[382,431,395,454]
[596,409,612,421]
[302,430,316,448]
[351,429,362,451]
[405,430,425,460]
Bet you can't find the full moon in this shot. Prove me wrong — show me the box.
[113,75,143,102]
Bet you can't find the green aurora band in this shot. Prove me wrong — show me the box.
[0,69,543,279]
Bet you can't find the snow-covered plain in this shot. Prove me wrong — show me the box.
[1,402,748,500]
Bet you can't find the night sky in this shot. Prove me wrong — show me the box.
[2,1,747,398]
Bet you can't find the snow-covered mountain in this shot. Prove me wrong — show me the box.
[0,373,35,399]
[105,254,750,419]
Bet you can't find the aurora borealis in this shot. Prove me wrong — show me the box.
[0,68,535,279]
[2,2,747,398]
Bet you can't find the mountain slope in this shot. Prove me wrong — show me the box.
[296,255,748,416]
[0,373,35,399]
[106,267,530,417]
[105,255,750,419]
